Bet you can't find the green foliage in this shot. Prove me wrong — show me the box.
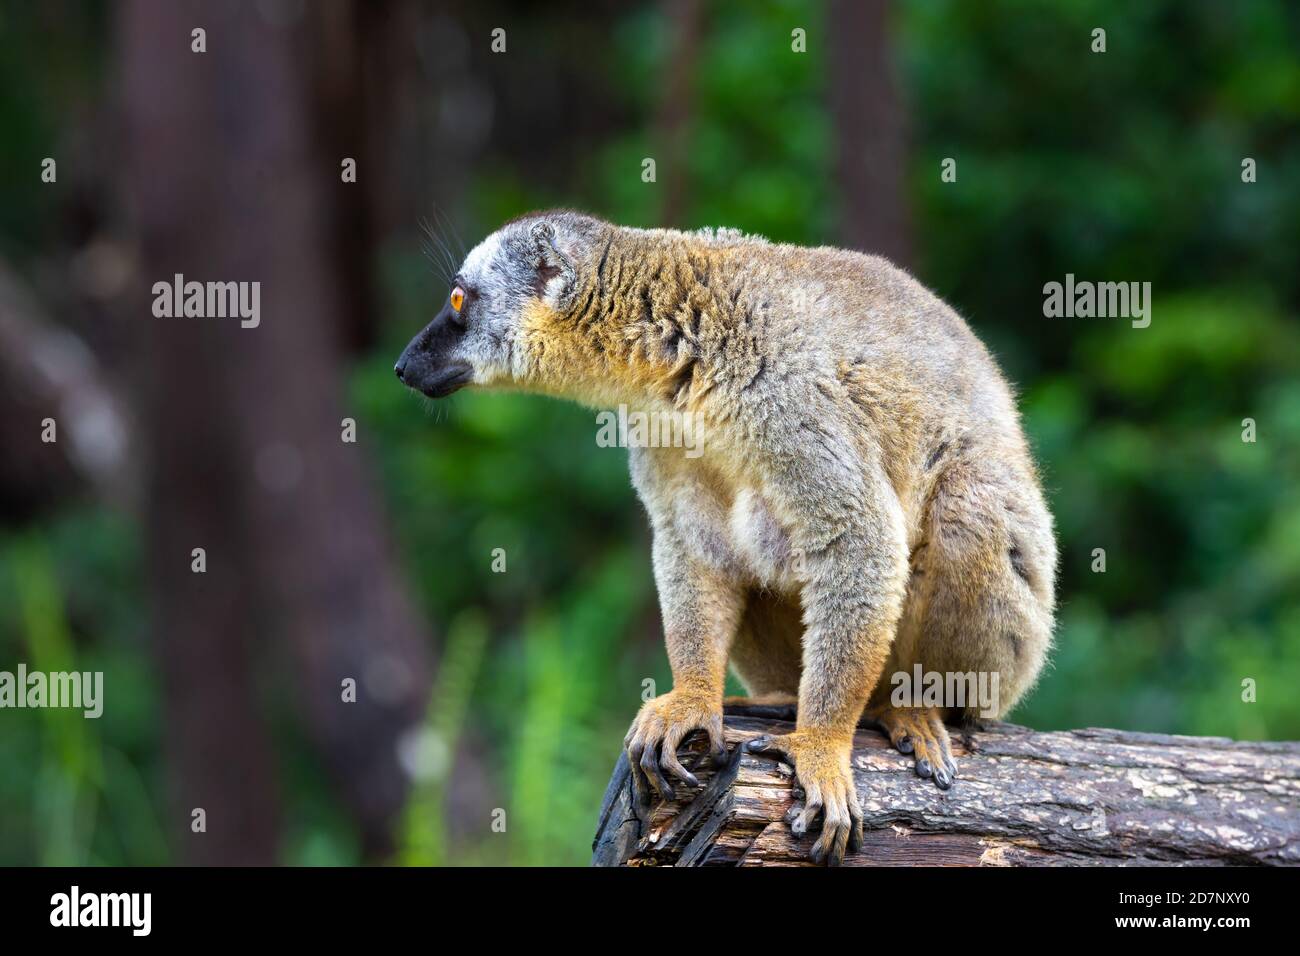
[0,514,167,866]
[401,610,488,866]
[1017,292,1300,738]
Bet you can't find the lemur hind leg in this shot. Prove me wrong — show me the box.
[867,448,1056,789]
[864,702,957,788]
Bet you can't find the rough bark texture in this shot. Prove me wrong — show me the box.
[593,705,1300,867]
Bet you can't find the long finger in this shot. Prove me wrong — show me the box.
[812,807,851,866]
[706,714,728,766]
[792,784,824,837]
[928,712,958,786]
[658,727,700,787]
[640,738,675,800]
[626,737,652,806]
[745,734,794,766]
[848,792,864,853]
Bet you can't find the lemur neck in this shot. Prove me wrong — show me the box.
[540,228,747,411]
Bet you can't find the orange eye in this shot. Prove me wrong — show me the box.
[449,286,465,312]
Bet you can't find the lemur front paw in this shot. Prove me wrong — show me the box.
[746,731,863,866]
[624,688,726,804]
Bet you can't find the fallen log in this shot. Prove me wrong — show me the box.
[592,704,1300,866]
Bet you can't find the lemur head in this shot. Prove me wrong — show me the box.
[395,210,602,399]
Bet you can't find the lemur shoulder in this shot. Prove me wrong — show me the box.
[397,210,1057,866]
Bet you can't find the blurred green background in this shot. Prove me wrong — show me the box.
[0,0,1298,866]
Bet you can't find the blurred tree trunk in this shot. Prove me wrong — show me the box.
[308,0,375,355]
[655,0,704,225]
[118,0,433,863]
[355,0,438,247]
[828,0,912,266]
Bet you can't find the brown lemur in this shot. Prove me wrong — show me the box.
[396,211,1057,866]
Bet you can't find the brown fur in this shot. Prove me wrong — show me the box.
[403,213,1058,866]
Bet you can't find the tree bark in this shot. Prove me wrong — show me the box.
[593,705,1300,866]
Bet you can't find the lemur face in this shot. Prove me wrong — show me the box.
[395,215,578,398]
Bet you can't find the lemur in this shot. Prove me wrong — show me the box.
[396,210,1057,866]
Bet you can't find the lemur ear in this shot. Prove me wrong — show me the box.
[529,220,577,307]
